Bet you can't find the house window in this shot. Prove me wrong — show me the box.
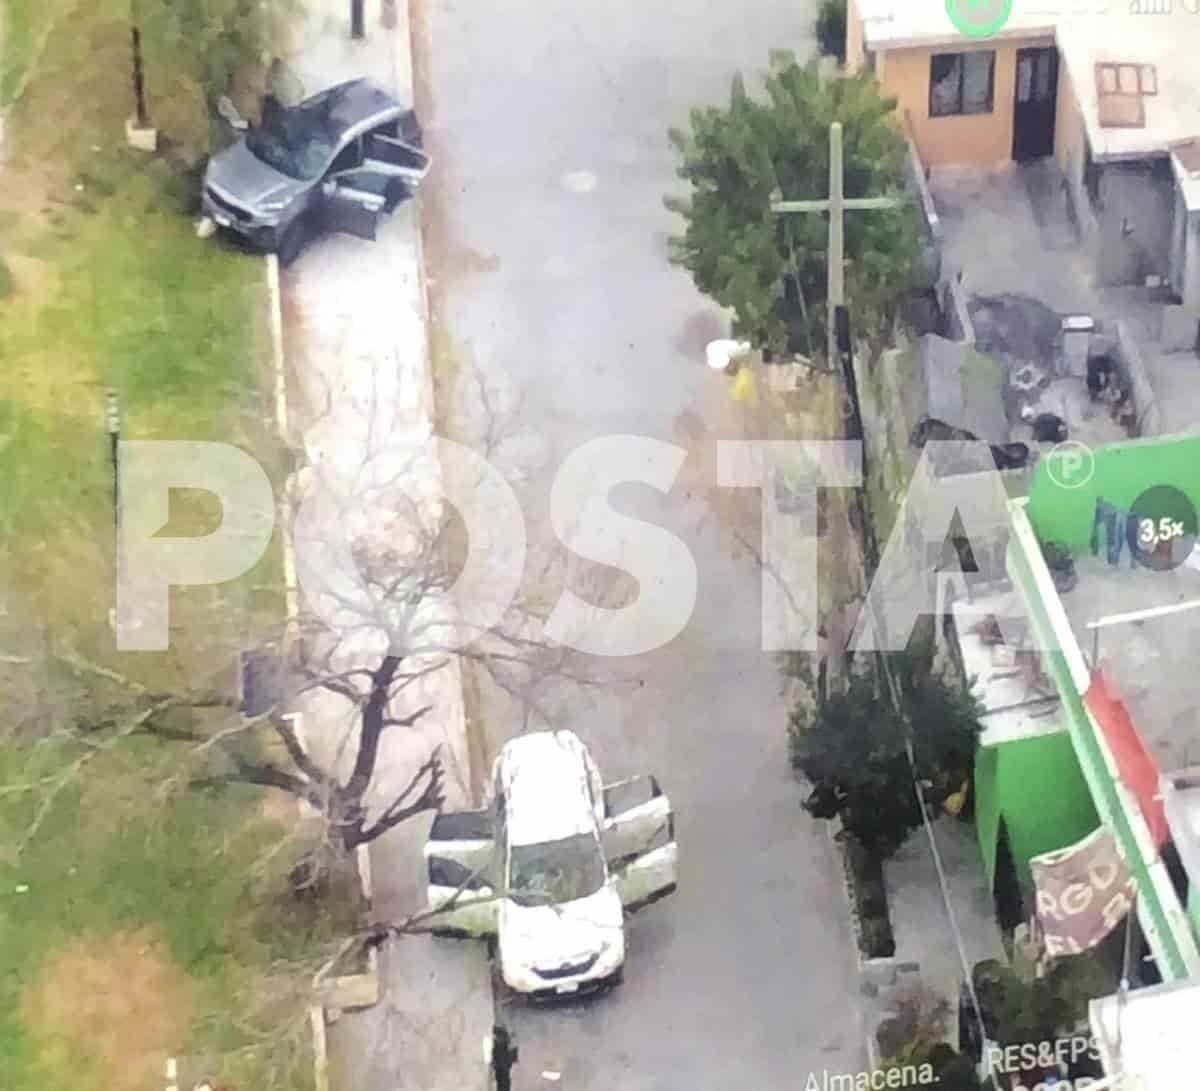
[930,51,995,117]
[1095,61,1154,128]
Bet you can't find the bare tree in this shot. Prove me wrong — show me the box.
[5,365,592,861]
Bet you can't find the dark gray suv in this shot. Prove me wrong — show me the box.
[201,78,429,263]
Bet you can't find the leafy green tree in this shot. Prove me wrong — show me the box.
[137,0,297,155]
[789,649,982,860]
[666,52,921,356]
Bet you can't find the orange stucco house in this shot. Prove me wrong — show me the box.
[847,1,1200,308]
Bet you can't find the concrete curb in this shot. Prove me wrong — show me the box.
[264,254,302,641]
[266,254,290,443]
[310,1005,331,1091]
[823,815,911,1073]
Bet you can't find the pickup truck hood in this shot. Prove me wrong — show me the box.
[500,885,623,971]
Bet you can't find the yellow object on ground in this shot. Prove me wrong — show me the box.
[730,366,757,403]
[943,780,970,816]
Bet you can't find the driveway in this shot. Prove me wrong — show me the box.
[419,1,866,1087]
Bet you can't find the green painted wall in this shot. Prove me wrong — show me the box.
[1007,509,1196,979]
[975,733,1098,891]
[1028,434,1200,553]
[976,747,1001,885]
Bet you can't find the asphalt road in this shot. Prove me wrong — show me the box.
[419,2,867,1087]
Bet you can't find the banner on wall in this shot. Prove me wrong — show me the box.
[1030,826,1136,957]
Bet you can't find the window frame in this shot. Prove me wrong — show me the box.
[929,49,996,118]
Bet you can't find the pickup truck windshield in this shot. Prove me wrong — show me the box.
[509,834,606,907]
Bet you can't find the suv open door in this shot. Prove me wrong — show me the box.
[423,810,499,938]
[602,775,678,913]
[318,174,384,240]
[364,132,431,186]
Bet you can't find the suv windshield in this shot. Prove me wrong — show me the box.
[246,98,339,181]
[509,834,606,907]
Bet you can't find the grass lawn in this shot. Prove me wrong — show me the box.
[0,0,285,678]
[0,2,319,1088]
[0,743,353,1091]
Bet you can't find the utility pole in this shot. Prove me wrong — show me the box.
[105,389,121,533]
[769,122,905,368]
[129,0,149,127]
[770,123,905,680]
[351,0,365,38]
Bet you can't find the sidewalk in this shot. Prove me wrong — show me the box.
[861,816,1005,1059]
[277,1,492,1088]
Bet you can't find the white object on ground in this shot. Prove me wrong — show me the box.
[706,338,751,370]
[1061,314,1093,378]
[561,170,597,193]
[196,217,216,240]
[541,1073,562,1082]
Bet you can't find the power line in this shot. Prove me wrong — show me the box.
[829,306,1000,1088]
[852,576,1002,1091]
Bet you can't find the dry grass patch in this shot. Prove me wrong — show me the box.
[24,928,194,1091]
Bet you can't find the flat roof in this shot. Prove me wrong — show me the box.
[500,731,597,846]
[856,0,1057,49]
[858,2,1200,160]
[951,593,1063,747]
[1060,553,1200,775]
[1091,977,1200,1087]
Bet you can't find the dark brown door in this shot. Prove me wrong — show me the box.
[1013,47,1059,161]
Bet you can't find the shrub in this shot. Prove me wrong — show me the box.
[791,648,983,861]
[876,984,951,1060]
[816,0,847,63]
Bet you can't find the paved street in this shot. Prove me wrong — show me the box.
[419,1,867,1087]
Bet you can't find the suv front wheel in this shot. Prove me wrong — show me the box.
[276,215,309,266]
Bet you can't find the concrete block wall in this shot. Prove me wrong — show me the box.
[1115,320,1163,436]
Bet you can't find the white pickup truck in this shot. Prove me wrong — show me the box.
[424,729,678,997]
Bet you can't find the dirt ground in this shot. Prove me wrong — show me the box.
[23,928,195,1091]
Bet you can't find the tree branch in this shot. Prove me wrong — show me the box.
[357,748,444,843]
[271,714,328,788]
